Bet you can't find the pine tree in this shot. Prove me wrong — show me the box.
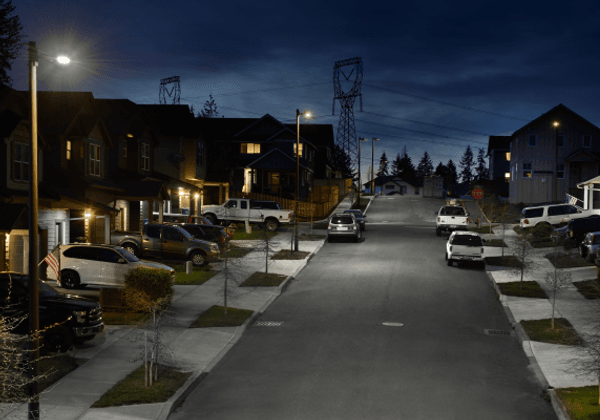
[332,144,354,179]
[199,94,219,118]
[0,0,24,86]
[459,145,474,184]
[377,152,389,177]
[474,147,489,180]
[416,151,434,181]
[398,146,416,180]
[391,153,402,176]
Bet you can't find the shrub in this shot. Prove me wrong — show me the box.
[124,266,174,304]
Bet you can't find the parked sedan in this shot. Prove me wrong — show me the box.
[578,231,600,266]
[343,209,366,231]
[47,243,175,289]
[327,213,362,243]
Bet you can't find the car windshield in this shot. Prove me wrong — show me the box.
[345,210,363,217]
[14,277,61,299]
[332,216,354,224]
[118,248,139,262]
[451,235,482,246]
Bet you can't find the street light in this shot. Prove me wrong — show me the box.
[554,121,559,202]
[27,41,70,420]
[294,109,311,252]
[358,137,368,205]
[371,138,379,195]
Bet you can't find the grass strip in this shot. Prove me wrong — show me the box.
[298,233,326,241]
[497,281,548,298]
[556,386,600,420]
[189,305,253,328]
[520,318,585,345]
[102,311,150,325]
[485,255,523,268]
[271,250,310,260]
[469,224,499,234]
[482,239,507,248]
[546,253,596,269]
[174,268,219,285]
[91,363,191,408]
[572,280,600,300]
[240,272,287,287]
[231,227,278,241]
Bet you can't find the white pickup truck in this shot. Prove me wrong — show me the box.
[201,198,293,231]
[436,205,470,236]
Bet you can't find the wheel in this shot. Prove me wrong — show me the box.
[327,236,332,243]
[354,234,359,243]
[61,270,80,289]
[436,228,441,237]
[447,255,453,266]
[190,251,207,267]
[204,214,217,225]
[265,219,278,232]
[579,245,587,258]
[43,324,74,353]
[123,243,138,257]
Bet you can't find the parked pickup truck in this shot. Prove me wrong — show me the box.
[445,231,485,267]
[435,205,469,236]
[201,198,293,231]
[111,223,220,267]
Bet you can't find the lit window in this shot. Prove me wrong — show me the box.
[241,143,260,154]
[141,143,150,171]
[522,162,532,178]
[66,140,71,160]
[504,172,510,180]
[294,143,303,157]
[89,144,101,176]
[505,152,510,161]
[13,142,29,182]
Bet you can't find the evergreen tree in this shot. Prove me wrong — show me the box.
[0,0,24,86]
[474,147,489,180]
[377,151,389,177]
[398,146,416,180]
[332,144,354,179]
[459,145,475,184]
[391,153,402,176]
[446,159,458,186]
[199,94,219,118]
[415,151,434,181]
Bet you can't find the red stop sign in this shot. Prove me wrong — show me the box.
[472,188,484,200]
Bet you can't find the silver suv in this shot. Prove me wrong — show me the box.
[327,213,362,243]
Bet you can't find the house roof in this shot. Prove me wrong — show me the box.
[564,149,600,161]
[35,91,96,135]
[0,203,28,232]
[245,148,308,171]
[283,123,335,149]
[138,105,196,138]
[487,136,511,156]
[512,104,600,138]
[363,175,422,187]
[0,108,24,139]
[96,99,145,137]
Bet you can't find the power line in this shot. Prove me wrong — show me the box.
[362,111,494,136]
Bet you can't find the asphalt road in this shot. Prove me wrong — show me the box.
[169,196,557,420]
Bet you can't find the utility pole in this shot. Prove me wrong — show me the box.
[371,138,379,195]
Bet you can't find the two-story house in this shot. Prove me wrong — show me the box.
[508,104,600,206]
[486,136,511,197]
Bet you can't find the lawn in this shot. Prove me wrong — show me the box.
[556,386,600,420]
[230,225,278,241]
[546,252,596,269]
[271,250,310,260]
[189,305,254,328]
[173,267,219,285]
[91,363,191,408]
[497,281,548,298]
[572,280,600,300]
[470,224,499,234]
[483,239,507,248]
[485,255,523,267]
[520,318,584,345]
[240,272,288,287]
[102,311,149,325]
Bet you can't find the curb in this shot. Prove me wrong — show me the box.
[158,237,325,420]
[483,264,574,419]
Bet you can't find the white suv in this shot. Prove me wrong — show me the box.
[520,204,600,229]
[47,244,175,289]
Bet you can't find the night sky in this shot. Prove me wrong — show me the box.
[10,0,600,179]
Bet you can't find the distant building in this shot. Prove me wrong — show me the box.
[423,176,444,198]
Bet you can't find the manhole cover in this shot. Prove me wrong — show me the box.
[255,321,284,327]
[382,322,404,327]
[484,329,514,337]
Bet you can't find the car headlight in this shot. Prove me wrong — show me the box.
[210,244,219,252]
[72,310,86,323]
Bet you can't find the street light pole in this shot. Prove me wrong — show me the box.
[554,121,559,203]
[358,137,367,205]
[294,109,310,252]
[27,40,40,420]
[371,138,379,195]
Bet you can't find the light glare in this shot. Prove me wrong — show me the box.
[57,56,70,65]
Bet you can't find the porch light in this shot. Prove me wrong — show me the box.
[84,212,91,218]
[194,193,199,199]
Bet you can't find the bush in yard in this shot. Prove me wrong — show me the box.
[124,267,173,307]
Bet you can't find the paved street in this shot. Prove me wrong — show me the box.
[169,196,557,420]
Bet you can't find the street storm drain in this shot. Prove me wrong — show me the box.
[484,329,514,337]
[254,321,284,327]
[383,322,404,327]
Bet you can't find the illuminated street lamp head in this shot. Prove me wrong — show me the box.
[57,56,70,65]
[305,111,311,118]
[553,121,559,127]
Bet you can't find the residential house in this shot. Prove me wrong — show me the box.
[364,175,423,196]
[508,104,600,206]
[486,136,511,197]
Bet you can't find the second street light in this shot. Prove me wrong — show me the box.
[371,138,379,194]
[294,109,311,252]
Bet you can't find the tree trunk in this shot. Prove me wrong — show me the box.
[144,331,148,387]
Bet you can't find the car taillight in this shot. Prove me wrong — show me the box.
[523,219,529,224]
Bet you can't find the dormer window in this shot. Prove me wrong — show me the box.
[66,140,71,160]
[294,143,303,158]
[241,143,260,154]
[12,142,29,182]
[141,143,150,171]
[89,143,101,177]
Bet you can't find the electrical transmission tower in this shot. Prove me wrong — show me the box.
[159,76,181,105]
[332,57,363,174]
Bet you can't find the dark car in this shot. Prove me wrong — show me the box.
[174,223,230,250]
[552,215,600,246]
[0,272,104,352]
[343,209,366,231]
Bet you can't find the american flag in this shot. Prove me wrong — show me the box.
[43,246,60,281]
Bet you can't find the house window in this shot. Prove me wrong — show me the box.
[123,139,127,157]
[294,143,303,158]
[66,140,71,160]
[141,143,150,171]
[196,141,204,165]
[528,135,536,146]
[557,135,564,148]
[89,144,101,177]
[505,152,510,161]
[504,172,510,181]
[13,142,29,182]
[557,163,565,179]
[522,162,532,178]
[241,143,260,154]
[583,135,592,148]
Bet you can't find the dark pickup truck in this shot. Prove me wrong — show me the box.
[0,272,104,352]
[111,223,220,266]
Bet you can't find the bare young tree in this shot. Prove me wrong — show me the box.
[545,236,572,329]
[508,227,542,288]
